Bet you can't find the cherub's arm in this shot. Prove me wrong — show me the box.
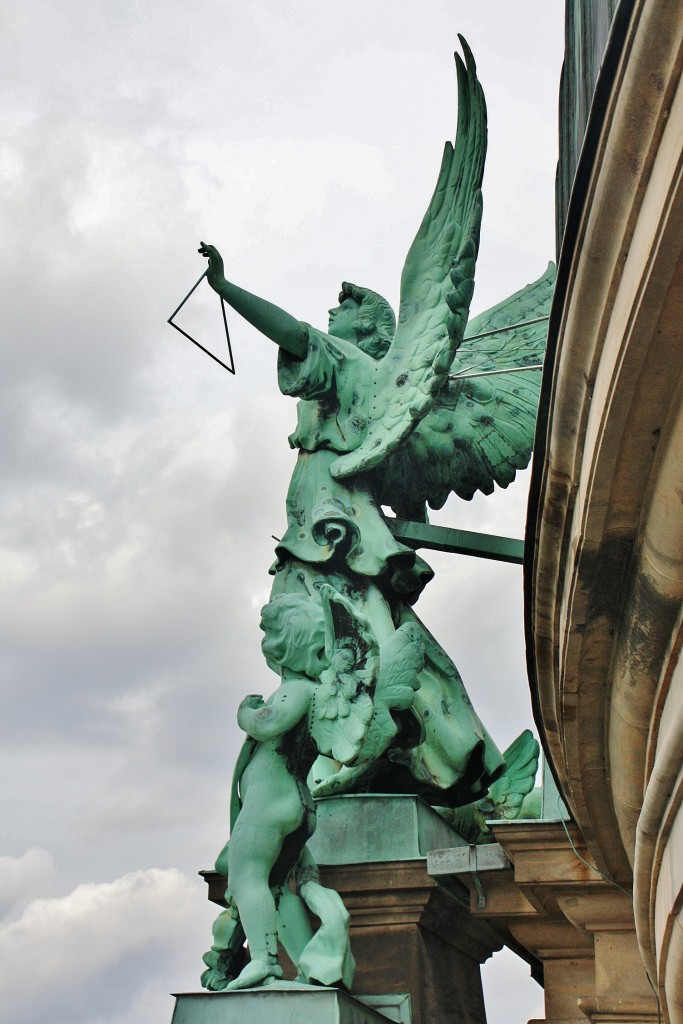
[236,681,314,742]
[198,242,307,359]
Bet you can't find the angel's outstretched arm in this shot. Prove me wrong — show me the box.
[199,242,307,358]
[237,681,313,742]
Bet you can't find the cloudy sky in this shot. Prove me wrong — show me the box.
[1,2,564,1021]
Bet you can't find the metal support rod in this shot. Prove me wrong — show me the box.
[387,518,524,564]
[462,314,550,344]
[449,362,543,382]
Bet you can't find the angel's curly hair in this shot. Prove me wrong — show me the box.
[339,281,395,359]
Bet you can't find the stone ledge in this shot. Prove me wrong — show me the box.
[171,986,410,1024]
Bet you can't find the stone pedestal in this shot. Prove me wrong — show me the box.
[311,795,503,1024]
[171,986,409,1024]
[318,859,503,1024]
[313,794,501,1024]
[202,796,502,1024]
[309,794,467,864]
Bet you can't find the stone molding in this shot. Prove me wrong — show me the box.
[528,0,683,1015]
[429,820,659,1023]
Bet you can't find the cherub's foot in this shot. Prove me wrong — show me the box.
[226,958,283,991]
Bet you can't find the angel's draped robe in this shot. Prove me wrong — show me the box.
[272,325,504,803]
[275,325,432,598]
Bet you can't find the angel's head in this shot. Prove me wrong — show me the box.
[260,594,327,680]
[328,282,395,359]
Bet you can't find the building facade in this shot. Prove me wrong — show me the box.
[527,0,683,1019]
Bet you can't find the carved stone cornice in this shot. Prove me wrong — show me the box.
[528,0,683,883]
[429,819,659,1023]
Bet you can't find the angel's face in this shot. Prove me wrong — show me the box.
[328,297,360,343]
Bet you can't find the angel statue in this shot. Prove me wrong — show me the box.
[200,585,424,991]
[197,36,554,988]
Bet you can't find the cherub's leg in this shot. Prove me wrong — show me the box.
[226,821,291,990]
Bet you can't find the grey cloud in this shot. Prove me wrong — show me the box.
[1,402,292,746]
[0,849,56,920]
[1,3,563,1022]
[0,868,209,1024]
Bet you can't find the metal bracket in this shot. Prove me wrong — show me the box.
[469,845,487,908]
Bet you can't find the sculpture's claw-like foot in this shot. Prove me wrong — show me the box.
[200,966,230,991]
[226,959,284,991]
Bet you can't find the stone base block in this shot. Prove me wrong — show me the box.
[309,794,466,864]
[171,985,411,1024]
[317,860,503,1024]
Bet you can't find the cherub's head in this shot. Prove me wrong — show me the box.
[328,282,395,359]
[260,594,326,679]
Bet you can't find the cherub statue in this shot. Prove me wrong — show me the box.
[201,585,424,991]
[197,38,554,810]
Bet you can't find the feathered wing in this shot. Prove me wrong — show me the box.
[480,729,540,822]
[309,585,378,766]
[375,262,556,516]
[375,623,425,711]
[330,35,487,482]
[439,730,540,843]
[309,621,424,799]
[349,621,425,767]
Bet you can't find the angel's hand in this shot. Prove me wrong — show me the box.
[198,241,227,293]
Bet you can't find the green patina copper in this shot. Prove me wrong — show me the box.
[388,518,525,564]
[201,587,425,991]
[173,987,406,1024]
[196,37,553,992]
[439,729,541,843]
[308,794,468,865]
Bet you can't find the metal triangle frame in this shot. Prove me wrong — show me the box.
[167,270,236,375]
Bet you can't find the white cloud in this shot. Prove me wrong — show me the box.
[0,849,56,921]
[183,135,394,238]
[0,868,210,1024]
[483,947,545,1023]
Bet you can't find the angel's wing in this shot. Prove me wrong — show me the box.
[348,621,425,764]
[309,585,378,766]
[375,622,424,711]
[330,36,487,483]
[309,621,424,798]
[479,729,540,822]
[438,729,540,843]
[374,262,556,516]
